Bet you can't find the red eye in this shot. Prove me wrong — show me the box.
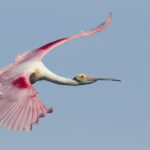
[80,75,84,79]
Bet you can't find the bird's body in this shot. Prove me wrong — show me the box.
[0,13,120,131]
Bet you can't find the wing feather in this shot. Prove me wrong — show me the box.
[11,13,112,64]
[7,102,23,130]
[33,12,112,59]
[3,102,21,126]
[0,74,52,131]
[0,101,17,123]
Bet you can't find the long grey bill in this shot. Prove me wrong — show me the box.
[97,78,121,82]
[88,77,121,82]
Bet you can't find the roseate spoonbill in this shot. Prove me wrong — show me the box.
[0,12,120,131]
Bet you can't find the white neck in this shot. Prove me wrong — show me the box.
[42,68,79,86]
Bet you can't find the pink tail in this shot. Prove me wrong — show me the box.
[0,97,52,131]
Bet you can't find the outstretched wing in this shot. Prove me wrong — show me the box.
[33,13,112,59]
[0,74,52,131]
[15,13,112,64]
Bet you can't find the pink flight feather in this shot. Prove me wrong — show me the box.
[35,13,112,59]
[14,13,112,64]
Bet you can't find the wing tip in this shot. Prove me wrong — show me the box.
[47,106,53,113]
[104,12,112,26]
[108,12,112,16]
[108,12,112,21]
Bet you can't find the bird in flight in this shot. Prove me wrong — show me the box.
[0,12,120,131]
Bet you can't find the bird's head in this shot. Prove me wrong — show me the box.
[73,73,121,85]
[73,74,95,85]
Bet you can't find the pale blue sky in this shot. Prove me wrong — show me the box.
[0,0,150,150]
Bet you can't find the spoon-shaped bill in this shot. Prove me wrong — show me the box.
[87,77,121,82]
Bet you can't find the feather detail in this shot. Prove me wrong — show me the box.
[32,13,112,59]
[0,95,52,131]
[0,73,52,131]
[14,51,32,64]
[4,12,112,64]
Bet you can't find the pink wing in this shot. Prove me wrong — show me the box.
[15,13,112,63]
[33,13,112,59]
[0,75,52,131]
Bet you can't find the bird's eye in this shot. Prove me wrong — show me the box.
[80,75,84,79]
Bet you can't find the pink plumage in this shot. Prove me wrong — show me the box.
[0,13,113,131]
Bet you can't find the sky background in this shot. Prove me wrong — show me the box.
[0,0,150,150]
